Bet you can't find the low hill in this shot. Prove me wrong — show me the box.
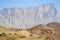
[28,24,60,40]
[28,24,55,35]
[47,22,60,31]
[0,26,45,40]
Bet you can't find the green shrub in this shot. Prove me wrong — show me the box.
[19,36,26,38]
[0,33,6,36]
[30,34,33,36]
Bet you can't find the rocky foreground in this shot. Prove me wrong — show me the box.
[0,22,60,40]
[0,26,52,40]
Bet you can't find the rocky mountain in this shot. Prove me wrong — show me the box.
[55,13,60,23]
[0,4,57,29]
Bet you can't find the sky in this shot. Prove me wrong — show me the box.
[0,0,60,13]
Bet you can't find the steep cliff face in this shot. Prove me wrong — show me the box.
[0,4,57,29]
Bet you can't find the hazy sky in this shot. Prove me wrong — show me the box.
[0,0,60,13]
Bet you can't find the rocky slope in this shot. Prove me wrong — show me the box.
[47,22,60,38]
[28,24,60,40]
[0,4,57,29]
[0,26,54,40]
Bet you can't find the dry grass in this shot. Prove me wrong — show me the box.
[0,22,60,40]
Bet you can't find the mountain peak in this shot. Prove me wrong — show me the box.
[0,4,57,29]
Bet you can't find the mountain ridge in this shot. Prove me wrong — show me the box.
[0,4,58,29]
